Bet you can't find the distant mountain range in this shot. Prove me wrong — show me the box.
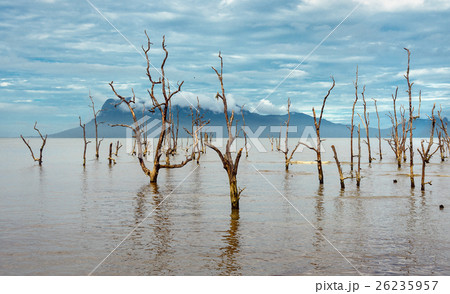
[51,98,446,138]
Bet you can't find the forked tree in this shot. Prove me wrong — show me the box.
[205,53,244,210]
[89,93,103,159]
[281,98,301,170]
[300,77,335,184]
[386,87,404,168]
[349,66,359,172]
[79,117,91,166]
[418,105,439,191]
[20,122,47,166]
[109,32,193,183]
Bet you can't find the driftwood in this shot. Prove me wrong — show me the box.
[20,122,47,166]
[205,52,244,210]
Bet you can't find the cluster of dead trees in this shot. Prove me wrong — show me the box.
[20,34,449,212]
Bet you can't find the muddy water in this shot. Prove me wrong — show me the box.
[0,138,449,275]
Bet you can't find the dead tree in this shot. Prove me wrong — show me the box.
[108,142,116,165]
[20,122,47,166]
[359,86,373,163]
[115,140,122,156]
[418,105,439,191]
[385,87,403,168]
[372,98,382,160]
[356,124,361,187]
[331,145,348,189]
[205,52,244,210]
[109,33,193,183]
[405,48,419,188]
[184,98,209,164]
[89,93,103,159]
[79,117,91,166]
[281,98,301,170]
[300,77,335,184]
[437,106,450,157]
[349,66,359,172]
[438,131,446,162]
[241,106,249,158]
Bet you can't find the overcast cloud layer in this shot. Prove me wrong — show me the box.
[1,0,449,136]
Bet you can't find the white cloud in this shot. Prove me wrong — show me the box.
[0,82,11,87]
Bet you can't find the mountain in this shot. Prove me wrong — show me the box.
[50,98,443,138]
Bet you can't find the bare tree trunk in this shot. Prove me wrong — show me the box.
[350,66,359,172]
[108,142,116,165]
[360,86,372,163]
[356,124,361,187]
[115,140,122,156]
[79,117,91,166]
[331,145,345,189]
[89,93,102,159]
[373,98,382,160]
[404,48,416,188]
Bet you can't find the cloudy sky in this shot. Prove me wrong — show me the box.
[1,0,449,136]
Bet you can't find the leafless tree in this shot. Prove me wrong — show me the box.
[109,32,193,183]
[79,117,91,166]
[356,124,361,187]
[437,106,449,158]
[108,142,116,165]
[241,106,249,158]
[372,98,382,160]
[359,86,373,163]
[331,145,349,189]
[115,140,122,156]
[89,93,103,159]
[281,98,301,170]
[205,52,244,210]
[405,48,420,188]
[184,98,209,164]
[349,66,359,172]
[418,105,439,191]
[300,77,335,184]
[385,87,404,168]
[20,122,47,166]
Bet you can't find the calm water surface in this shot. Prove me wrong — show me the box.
[0,138,449,275]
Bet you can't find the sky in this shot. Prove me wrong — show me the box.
[1,0,450,136]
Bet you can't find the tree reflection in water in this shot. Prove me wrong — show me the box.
[217,210,242,275]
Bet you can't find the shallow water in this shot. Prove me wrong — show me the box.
[0,138,449,275]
